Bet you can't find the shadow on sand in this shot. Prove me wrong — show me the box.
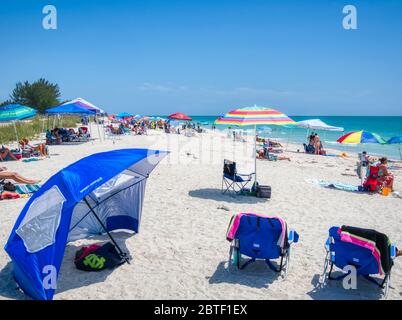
[207,260,281,289]
[188,188,268,204]
[307,273,385,300]
[0,231,133,300]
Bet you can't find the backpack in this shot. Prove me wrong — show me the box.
[74,242,125,272]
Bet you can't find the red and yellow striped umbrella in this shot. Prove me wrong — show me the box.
[215,106,295,126]
[337,131,386,144]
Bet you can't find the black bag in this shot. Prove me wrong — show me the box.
[2,181,16,192]
[74,242,125,272]
[256,185,271,198]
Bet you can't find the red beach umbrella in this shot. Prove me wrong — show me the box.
[168,112,192,121]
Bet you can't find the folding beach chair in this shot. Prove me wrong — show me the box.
[226,213,299,279]
[320,226,397,299]
[222,160,255,195]
[363,165,380,192]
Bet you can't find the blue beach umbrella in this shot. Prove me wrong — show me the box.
[116,112,134,119]
[5,148,168,300]
[387,137,402,144]
[387,136,402,160]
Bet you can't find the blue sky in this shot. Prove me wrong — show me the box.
[1,0,401,115]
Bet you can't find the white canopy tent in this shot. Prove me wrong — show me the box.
[297,119,344,132]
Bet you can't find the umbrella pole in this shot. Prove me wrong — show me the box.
[96,114,102,142]
[254,124,257,186]
[13,121,19,145]
[83,197,130,264]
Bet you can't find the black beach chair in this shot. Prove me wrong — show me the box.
[222,159,255,195]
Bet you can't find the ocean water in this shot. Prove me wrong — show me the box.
[187,116,402,160]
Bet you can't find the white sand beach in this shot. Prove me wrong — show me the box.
[1,126,401,300]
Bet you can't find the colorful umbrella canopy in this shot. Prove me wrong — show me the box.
[387,136,402,144]
[215,106,295,126]
[337,131,386,144]
[0,104,37,122]
[61,98,105,114]
[215,106,295,188]
[168,112,192,121]
[116,112,134,119]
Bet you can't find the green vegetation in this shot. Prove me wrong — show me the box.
[0,116,81,145]
[0,78,79,144]
[9,78,61,113]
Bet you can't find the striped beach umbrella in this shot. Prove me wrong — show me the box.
[337,131,386,144]
[215,106,296,187]
[0,104,37,122]
[215,106,295,126]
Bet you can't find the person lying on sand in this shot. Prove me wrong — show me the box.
[0,167,40,184]
[257,148,291,161]
[1,146,19,161]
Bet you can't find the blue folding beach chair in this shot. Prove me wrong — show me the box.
[221,159,255,195]
[320,226,397,299]
[226,213,299,279]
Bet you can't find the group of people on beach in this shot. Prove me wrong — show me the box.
[358,152,395,192]
[305,132,326,155]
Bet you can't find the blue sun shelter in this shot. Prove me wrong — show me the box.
[5,148,168,300]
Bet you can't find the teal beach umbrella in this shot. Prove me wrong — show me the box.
[0,104,37,142]
[0,104,37,122]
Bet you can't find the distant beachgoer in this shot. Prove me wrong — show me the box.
[314,134,321,155]
[1,146,18,161]
[378,157,394,190]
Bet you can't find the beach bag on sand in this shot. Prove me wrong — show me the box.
[0,180,16,192]
[74,242,125,272]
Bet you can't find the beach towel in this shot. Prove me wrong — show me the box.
[22,157,42,163]
[0,191,21,200]
[15,184,41,195]
[339,226,392,275]
[306,178,361,192]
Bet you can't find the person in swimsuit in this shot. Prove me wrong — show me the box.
[314,134,321,155]
[0,146,19,161]
[378,157,394,190]
[0,167,41,184]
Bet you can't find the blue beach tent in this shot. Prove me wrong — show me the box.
[5,148,168,300]
[45,104,96,115]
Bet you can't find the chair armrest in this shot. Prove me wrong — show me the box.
[237,172,255,177]
[325,237,331,252]
[288,229,299,244]
[390,244,397,260]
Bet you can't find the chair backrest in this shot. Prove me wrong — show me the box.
[223,159,236,176]
[227,213,287,260]
[328,226,388,275]
[368,165,379,178]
